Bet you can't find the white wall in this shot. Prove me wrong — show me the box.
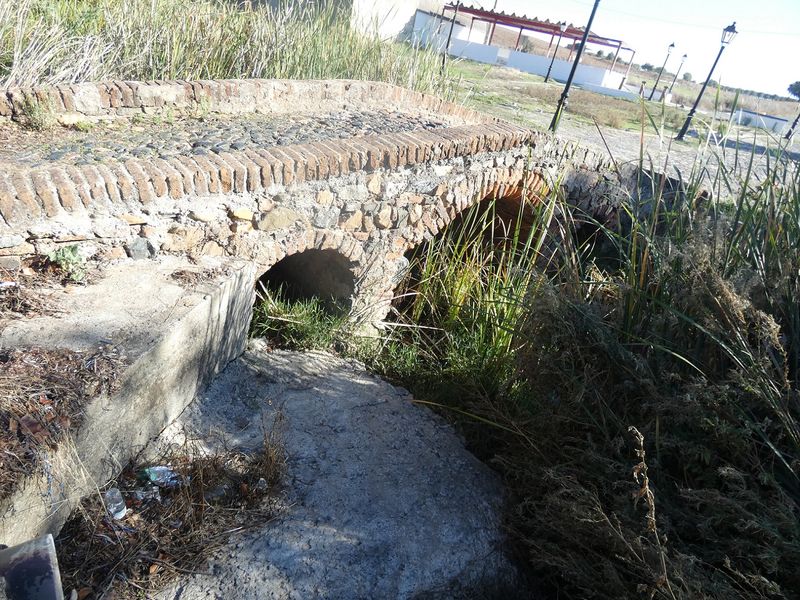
[411,10,627,93]
[734,109,788,133]
[353,0,442,39]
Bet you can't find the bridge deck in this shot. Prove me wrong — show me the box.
[1,107,468,168]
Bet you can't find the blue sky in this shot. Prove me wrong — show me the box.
[486,0,800,97]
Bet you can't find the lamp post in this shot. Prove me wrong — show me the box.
[549,0,601,133]
[676,22,737,141]
[441,2,461,73]
[668,53,687,94]
[544,22,567,83]
[648,42,674,100]
[786,109,800,140]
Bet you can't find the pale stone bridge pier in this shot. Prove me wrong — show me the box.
[0,79,631,548]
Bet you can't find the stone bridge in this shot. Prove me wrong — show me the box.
[0,78,632,320]
[0,78,635,544]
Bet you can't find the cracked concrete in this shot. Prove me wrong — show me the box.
[154,340,521,599]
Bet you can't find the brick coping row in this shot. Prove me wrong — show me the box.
[0,120,545,228]
[0,79,491,125]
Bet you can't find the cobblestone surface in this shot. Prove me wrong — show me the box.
[0,109,460,168]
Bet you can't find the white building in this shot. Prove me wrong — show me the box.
[410,5,638,99]
[734,108,789,134]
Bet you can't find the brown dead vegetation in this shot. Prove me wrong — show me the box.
[56,433,285,599]
[0,346,123,500]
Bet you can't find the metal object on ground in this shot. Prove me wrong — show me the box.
[0,535,64,600]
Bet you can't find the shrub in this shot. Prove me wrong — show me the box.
[18,93,56,130]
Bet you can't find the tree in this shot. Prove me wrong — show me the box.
[789,81,800,100]
[596,49,604,58]
[606,51,615,60]
[641,63,654,71]
[682,72,692,81]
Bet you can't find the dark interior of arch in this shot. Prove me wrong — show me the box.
[258,249,355,313]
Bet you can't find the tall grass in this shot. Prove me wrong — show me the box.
[252,130,800,597]
[0,0,454,96]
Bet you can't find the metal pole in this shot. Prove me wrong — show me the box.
[546,32,555,56]
[440,3,460,73]
[785,108,800,140]
[544,29,565,83]
[668,55,686,94]
[619,49,634,89]
[514,26,524,50]
[648,45,672,101]
[676,43,726,141]
[549,0,601,133]
[610,43,621,72]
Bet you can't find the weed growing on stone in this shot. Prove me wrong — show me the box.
[46,245,87,283]
[18,93,56,130]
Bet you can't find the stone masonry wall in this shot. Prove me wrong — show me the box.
[0,78,637,321]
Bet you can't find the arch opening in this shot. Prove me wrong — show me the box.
[257,249,355,315]
[391,191,547,318]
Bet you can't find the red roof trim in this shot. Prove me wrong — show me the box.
[445,3,630,50]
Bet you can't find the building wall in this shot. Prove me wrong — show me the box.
[734,109,788,133]
[412,10,626,93]
[352,0,442,39]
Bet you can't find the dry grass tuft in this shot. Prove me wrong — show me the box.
[0,346,123,499]
[56,432,285,599]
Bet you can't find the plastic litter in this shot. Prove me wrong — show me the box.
[203,483,230,503]
[104,488,127,520]
[132,486,161,503]
[142,466,182,488]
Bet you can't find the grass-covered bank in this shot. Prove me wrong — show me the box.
[0,0,453,96]
[252,146,800,598]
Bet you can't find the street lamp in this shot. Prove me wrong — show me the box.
[544,22,567,83]
[648,42,675,100]
[668,53,687,94]
[676,22,737,141]
[549,0,601,133]
[786,109,800,141]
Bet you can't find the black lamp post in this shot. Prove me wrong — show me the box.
[676,22,737,141]
[648,42,674,100]
[668,53,687,94]
[441,2,461,73]
[786,109,800,140]
[549,0,601,133]
[544,22,567,83]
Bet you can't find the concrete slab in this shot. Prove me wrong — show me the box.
[0,256,255,545]
[154,341,520,599]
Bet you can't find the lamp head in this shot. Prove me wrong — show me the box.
[559,21,567,33]
[667,42,675,55]
[721,22,737,46]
